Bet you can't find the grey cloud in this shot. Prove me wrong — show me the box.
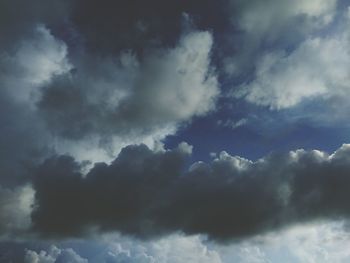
[37,30,218,140]
[0,0,69,51]
[0,24,70,186]
[31,142,192,238]
[0,0,219,180]
[31,143,350,241]
[0,185,34,238]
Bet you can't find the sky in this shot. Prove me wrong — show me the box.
[1,0,350,262]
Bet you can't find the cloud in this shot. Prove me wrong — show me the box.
[21,235,221,263]
[98,234,222,263]
[24,246,87,263]
[217,118,248,130]
[1,24,71,104]
[0,0,68,50]
[233,10,350,109]
[0,24,70,186]
[29,142,350,241]
[0,0,219,170]
[232,0,336,36]
[1,221,350,262]
[225,0,337,76]
[217,220,350,263]
[37,30,218,140]
[14,221,350,262]
[31,143,192,238]
[0,185,34,238]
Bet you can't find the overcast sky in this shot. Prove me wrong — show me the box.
[1,0,350,262]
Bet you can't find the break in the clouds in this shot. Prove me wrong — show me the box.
[29,142,350,241]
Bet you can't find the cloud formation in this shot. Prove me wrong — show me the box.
[225,0,337,76]
[0,185,34,238]
[31,143,350,241]
[37,30,218,140]
[234,9,350,109]
[0,0,219,175]
[24,246,87,263]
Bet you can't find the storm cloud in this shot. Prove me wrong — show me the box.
[31,143,350,241]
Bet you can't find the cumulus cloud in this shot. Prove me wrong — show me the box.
[215,220,350,263]
[29,142,350,241]
[225,0,337,76]
[232,0,336,36]
[0,0,219,171]
[2,1,350,262]
[21,235,221,263]
[37,30,218,140]
[0,24,70,186]
[97,234,221,263]
[15,221,350,262]
[1,24,71,104]
[234,10,350,109]
[24,246,87,263]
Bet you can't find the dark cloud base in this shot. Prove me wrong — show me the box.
[31,143,350,241]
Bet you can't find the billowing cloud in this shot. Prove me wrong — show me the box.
[225,0,337,76]
[97,234,222,263]
[37,30,218,140]
[0,0,219,174]
[21,234,221,263]
[232,0,336,37]
[0,24,70,186]
[4,221,350,262]
[233,9,350,109]
[30,142,350,241]
[24,246,87,263]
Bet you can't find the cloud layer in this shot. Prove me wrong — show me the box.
[29,143,350,241]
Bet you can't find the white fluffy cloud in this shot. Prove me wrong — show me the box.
[95,234,222,263]
[233,9,350,109]
[225,0,337,76]
[233,0,336,36]
[37,30,218,138]
[35,30,218,163]
[1,24,71,104]
[21,222,350,263]
[217,221,350,263]
[24,246,87,263]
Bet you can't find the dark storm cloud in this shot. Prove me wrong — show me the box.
[68,0,229,55]
[31,143,350,241]
[0,0,69,50]
[31,142,193,237]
